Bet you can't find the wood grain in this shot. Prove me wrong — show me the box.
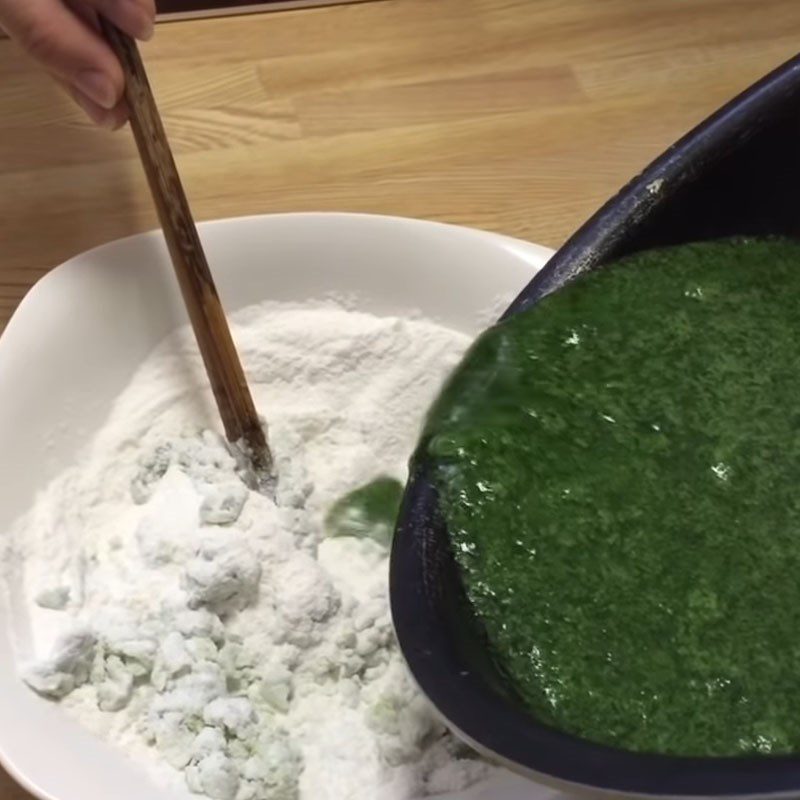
[1,1,799,796]
[102,22,270,467]
[2,0,799,342]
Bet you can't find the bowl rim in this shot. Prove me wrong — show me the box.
[390,52,800,798]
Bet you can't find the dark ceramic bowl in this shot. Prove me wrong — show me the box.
[390,53,800,798]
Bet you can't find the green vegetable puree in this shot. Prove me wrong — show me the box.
[422,237,800,757]
[325,476,403,546]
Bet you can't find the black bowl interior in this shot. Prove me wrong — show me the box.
[391,53,800,797]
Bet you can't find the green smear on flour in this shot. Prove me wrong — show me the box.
[325,476,404,546]
[422,237,800,757]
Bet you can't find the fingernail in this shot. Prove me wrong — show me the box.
[126,0,155,41]
[139,15,155,41]
[75,70,117,110]
[73,91,117,130]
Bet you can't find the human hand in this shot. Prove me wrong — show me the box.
[0,0,155,129]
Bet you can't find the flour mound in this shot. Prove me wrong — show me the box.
[8,303,496,800]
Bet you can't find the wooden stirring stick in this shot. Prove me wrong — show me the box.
[101,22,273,481]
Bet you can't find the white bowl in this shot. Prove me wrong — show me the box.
[0,213,554,800]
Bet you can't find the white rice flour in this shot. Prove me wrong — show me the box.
[4,301,501,800]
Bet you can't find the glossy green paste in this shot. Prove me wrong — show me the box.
[423,237,800,756]
[325,476,403,546]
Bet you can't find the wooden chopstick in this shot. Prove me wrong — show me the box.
[101,21,273,477]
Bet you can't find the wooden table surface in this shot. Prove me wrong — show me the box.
[1,0,799,796]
